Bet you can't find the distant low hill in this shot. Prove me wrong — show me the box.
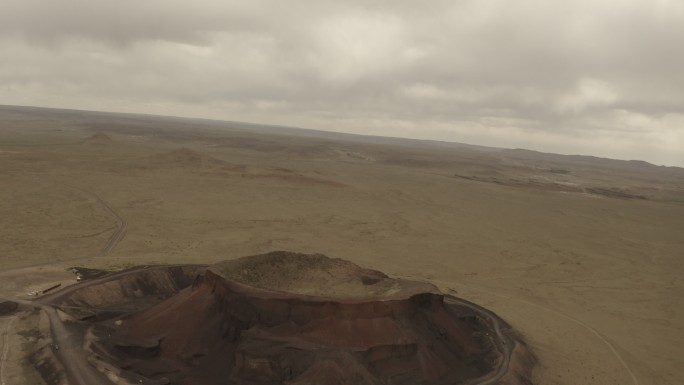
[143,147,235,169]
[83,132,114,145]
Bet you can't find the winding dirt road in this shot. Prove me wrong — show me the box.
[0,316,17,385]
[85,189,128,256]
[0,187,127,385]
[4,186,128,272]
[0,297,113,385]
[42,306,112,385]
[444,294,513,385]
[53,185,128,262]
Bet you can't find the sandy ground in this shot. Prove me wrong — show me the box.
[1,106,683,384]
[0,310,46,385]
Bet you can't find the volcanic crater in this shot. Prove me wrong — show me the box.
[45,252,535,385]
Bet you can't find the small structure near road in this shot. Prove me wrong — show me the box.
[41,283,62,294]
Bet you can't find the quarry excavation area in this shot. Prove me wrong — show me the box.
[23,252,534,385]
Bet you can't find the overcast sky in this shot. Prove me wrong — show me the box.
[1,0,683,166]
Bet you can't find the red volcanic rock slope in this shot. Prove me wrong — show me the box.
[113,252,498,385]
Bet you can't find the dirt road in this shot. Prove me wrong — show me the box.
[0,187,127,385]
[445,294,513,385]
[83,189,128,256]
[42,306,112,385]
[0,316,17,385]
[0,297,113,385]
[1,186,128,272]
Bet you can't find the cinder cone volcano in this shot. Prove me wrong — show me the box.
[90,252,535,385]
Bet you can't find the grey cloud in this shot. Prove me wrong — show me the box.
[0,0,267,44]
[0,0,682,165]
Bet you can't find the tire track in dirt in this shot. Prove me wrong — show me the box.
[500,293,640,385]
[0,316,17,385]
[0,186,128,385]
[432,278,640,385]
[64,185,127,257]
[3,186,127,272]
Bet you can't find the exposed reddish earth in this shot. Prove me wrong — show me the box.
[42,253,535,385]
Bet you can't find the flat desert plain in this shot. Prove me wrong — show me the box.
[1,105,683,384]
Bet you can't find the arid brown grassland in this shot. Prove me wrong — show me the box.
[1,105,683,384]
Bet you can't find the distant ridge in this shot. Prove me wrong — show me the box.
[500,148,683,174]
[1,104,681,170]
